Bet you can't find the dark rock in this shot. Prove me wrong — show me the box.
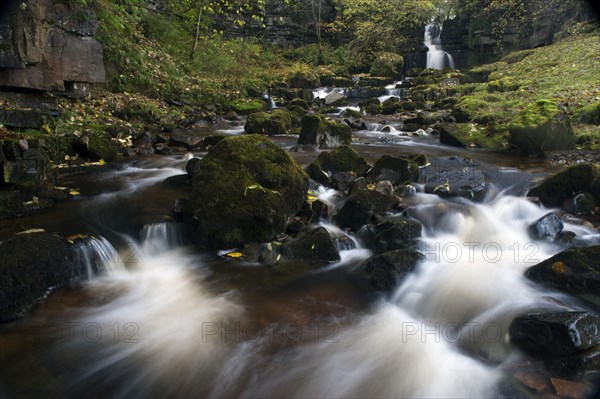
[349,177,368,195]
[509,312,600,356]
[74,134,118,162]
[375,180,394,196]
[556,230,577,248]
[190,135,308,249]
[169,128,203,150]
[163,174,191,187]
[509,100,575,157]
[185,158,202,176]
[368,217,422,254]
[524,245,600,307]
[528,213,564,241]
[528,163,600,208]
[334,188,394,232]
[281,227,341,265]
[306,146,370,186]
[424,158,487,201]
[0,232,78,322]
[200,134,227,151]
[331,172,355,191]
[298,114,352,148]
[245,110,293,135]
[439,123,467,148]
[172,198,189,222]
[362,249,425,291]
[548,346,600,377]
[366,154,423,185]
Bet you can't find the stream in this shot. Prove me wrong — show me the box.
[1,110,600,398]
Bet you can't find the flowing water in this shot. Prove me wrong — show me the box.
[1,117,599,398]
[425,22,456,70]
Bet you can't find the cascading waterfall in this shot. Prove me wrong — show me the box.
[425,22,455,70]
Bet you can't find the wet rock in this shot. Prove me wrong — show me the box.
[0,232,78,322]
[331,172,355,191]
[348,177,368,195]
[555,230,577,248]
[367,216,422,254]
[172,198,189,222]
[528,163,600,208]
[508,100,575,157]
[244,110,293,135]
[162,174,191,187]
[169,128,203,150]
[528,212,564,241]
[424,157,487,201]
[280,227,341,265]
[509,311,600,356]
[549,347,600,377]
[334,188,395,232]
[439,123,467,148]
[74,134,118,162]
[185,158,202,176]
[200,134,226,151]
[324,92,348,106]
[366,154,422,185]
[524,245,600,307]
[190,135,308,249]
[397,184,417,197]
[362,249,425,291]
[375,180,394,196]
[297,114,352,148]
[306,146,370,186]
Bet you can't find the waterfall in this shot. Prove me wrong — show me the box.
[424,22,455,70]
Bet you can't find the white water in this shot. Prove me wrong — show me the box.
[425,22,455,70]
[31,160,600,398]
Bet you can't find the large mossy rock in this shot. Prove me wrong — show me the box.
[297,114,352,148]
[305,145,370,186]
[281,227,341,265]
[524,245,600,306]
[190,135,309,249]
[368,217,422,255]
[244,110,293,135]
[363,248,425,291]
[528,163,600,208]
[228,99,268,115]
[508,100,575,157]
[74,133,118,161]
[0,232,78,322]
[369,52,404,79]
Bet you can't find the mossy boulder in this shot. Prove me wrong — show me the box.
[297,114,352,148]
[439,123,507,150]
[575,101,600,125]
[368,217,422,255]
[74,133,118,162]
[287,98,311,110]
[306,145,370,186]
[244,110,293,135]
[366,154,424,185]
[190,135,309,249]
[524,245,600,307]
[228,99,268,115]
[0,232,78,322]
[509,100,575,157]
[362,248,425,291]
[528,163,600,208]
[289,70,321,89]
[369,52,404,79]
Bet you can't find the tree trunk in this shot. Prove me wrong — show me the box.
[191,2,203,59]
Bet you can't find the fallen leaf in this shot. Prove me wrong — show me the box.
[17,228,45,235]
[225,252,243,258]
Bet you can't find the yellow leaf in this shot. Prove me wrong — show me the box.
[225,252,243,258]
[69,190,80,196]
[98,159,106,166]
[367,184,376,190]
[307,193,319,203]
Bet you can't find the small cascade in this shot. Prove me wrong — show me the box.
[140,222,184,256]
[424,22,455,70]
[72,236,122,279]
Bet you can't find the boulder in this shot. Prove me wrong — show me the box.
[508,100,575,157]
[185,158,202,176]
[169,128,203,150]
[306,146,370,186]
[524,245,600,306]
[368,217,422,254]
[334,188,395,232]
[324,92,349,106]
[424,157,487,201]
[528,212,564,241]
[280,227,341,265]
[509,312,600,356]
[528,163,600,208]
[366,154,425,185]
[0,232,78,322]
[298,114,352,148]
[200,134,227,151]
[244,110,293,135]
[190,135,308,249]
[74,133,118,161]
[362,249,425,291]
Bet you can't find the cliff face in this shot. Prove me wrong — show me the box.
[0,0,106,95]
[440,2,596,69]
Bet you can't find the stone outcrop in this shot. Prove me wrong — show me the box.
[0,0,106,94]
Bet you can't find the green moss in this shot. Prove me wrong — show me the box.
[529,163,600,207]
[440,123,508,150]
[298,114,352,148]
[245,110,293,135]
[511,99,560,128]
[575,101,600,125]
[312,145,370,176]
[369,52,404,78]
[228,99,268,115]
